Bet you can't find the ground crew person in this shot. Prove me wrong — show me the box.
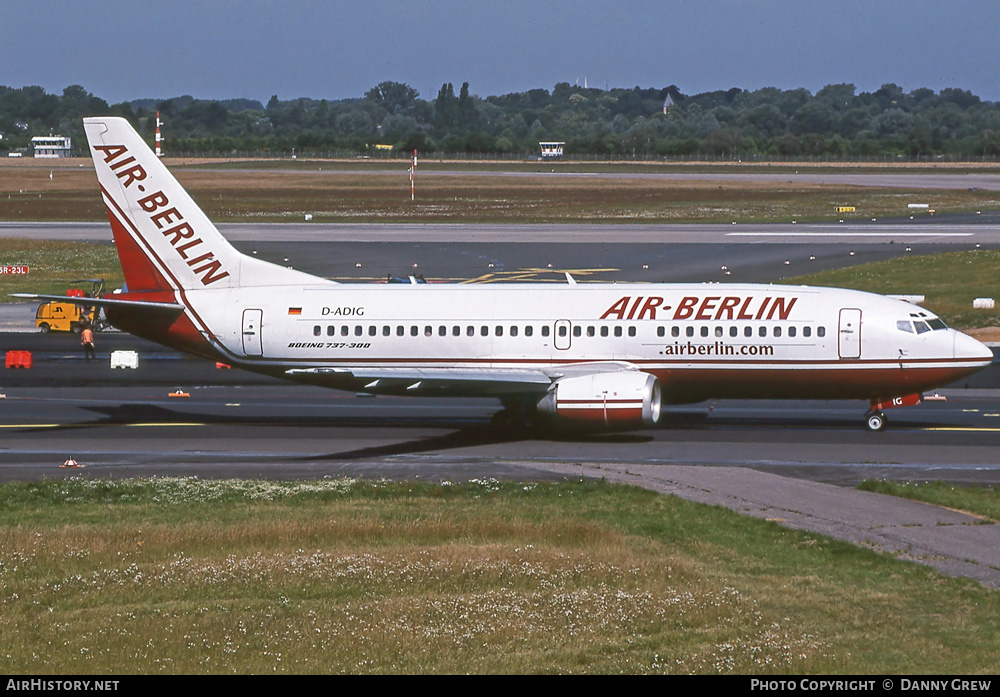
[81,325,96,361]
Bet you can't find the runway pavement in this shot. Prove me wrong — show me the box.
[3,215,997,290]
[5,212,1000,244]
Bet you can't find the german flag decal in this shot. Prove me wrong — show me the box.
[288,307,302,316]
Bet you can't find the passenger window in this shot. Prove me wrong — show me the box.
[571,326,580,337]
[497,326,505,337]
[369,326,377,336]
[715,326,723,337]
[467,326,475,337]
[803,326,811,338]
[397,326,404,336]
[542,326,550,337]
[383,326,390,336]
[788,326,796,338]
[700,326,709,337]
[601,326,609,337]
[590,326,597,337]
[525,326,533,337]
[817,327,825,338]
[897,320,914,334]
[671,326,679,338]
[355,326,363,337]
[424,326,432,337]
[452,326,460,336]
[314,326,322,336]
[438,326,446,337]
[481,326,489,337]
[686,326,694,337]
[774,327,782,338]
[556,326,565,337]
[744,326,752,337]
[511,326,519,337]
[410,326,418,337]
[614,326,623,337]
[759,326,767,337]
[628,326,636,337]
[730,326,738,337]
[342,326,349,337]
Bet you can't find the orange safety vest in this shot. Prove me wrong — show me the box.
[81,328,94,344]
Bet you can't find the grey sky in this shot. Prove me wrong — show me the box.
[2,0,998,104]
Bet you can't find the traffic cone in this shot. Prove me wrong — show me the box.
[61,457,83,468]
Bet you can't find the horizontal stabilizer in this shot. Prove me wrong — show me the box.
[10,293,184,313]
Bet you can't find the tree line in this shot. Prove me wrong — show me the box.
[2,81,999,159]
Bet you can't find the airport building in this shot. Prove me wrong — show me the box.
[31,135,72,158]
[539,141,565,158]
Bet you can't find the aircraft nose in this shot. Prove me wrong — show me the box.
[954,331,994,364]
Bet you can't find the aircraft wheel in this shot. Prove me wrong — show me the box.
[38,323,50,333]
[865,411,887,432]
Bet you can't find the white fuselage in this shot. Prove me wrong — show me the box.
[176,281,990,403]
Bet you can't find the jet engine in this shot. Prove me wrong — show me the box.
[536,371,661,428]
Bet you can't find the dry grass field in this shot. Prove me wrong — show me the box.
[2,158,999,224]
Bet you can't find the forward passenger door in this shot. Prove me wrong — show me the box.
[838,308,861,360]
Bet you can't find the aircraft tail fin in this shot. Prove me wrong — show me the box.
[84,117,319,293]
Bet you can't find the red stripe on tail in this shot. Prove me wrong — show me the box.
[105,202,172,292]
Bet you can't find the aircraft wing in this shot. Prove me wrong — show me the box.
[285,361,642,397]
[286,366,555,396]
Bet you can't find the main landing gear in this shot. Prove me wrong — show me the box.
[490,399,542,436]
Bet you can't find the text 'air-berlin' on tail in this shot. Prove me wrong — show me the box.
[84,117,320,293]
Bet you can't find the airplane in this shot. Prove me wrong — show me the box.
[13,117,995,432]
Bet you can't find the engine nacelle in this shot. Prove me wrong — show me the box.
[536,371,661,428]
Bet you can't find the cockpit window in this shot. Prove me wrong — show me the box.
[927,318,948,330]
[897,320,914,334]
[913,321,931,334]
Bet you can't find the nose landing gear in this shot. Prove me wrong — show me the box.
[864,393,922,431]
[865,410,887,432]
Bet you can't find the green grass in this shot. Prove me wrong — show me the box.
[0,477,998,674]
[857,480,1000,521]
[0,239,123,301]
[781,249,1000,329]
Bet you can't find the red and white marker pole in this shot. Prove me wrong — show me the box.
[155,111,163,157]
[410,149,417,201]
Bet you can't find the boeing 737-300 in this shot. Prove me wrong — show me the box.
[14,117,995,431]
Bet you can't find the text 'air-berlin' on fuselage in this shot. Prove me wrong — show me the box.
[599,295,797,321]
